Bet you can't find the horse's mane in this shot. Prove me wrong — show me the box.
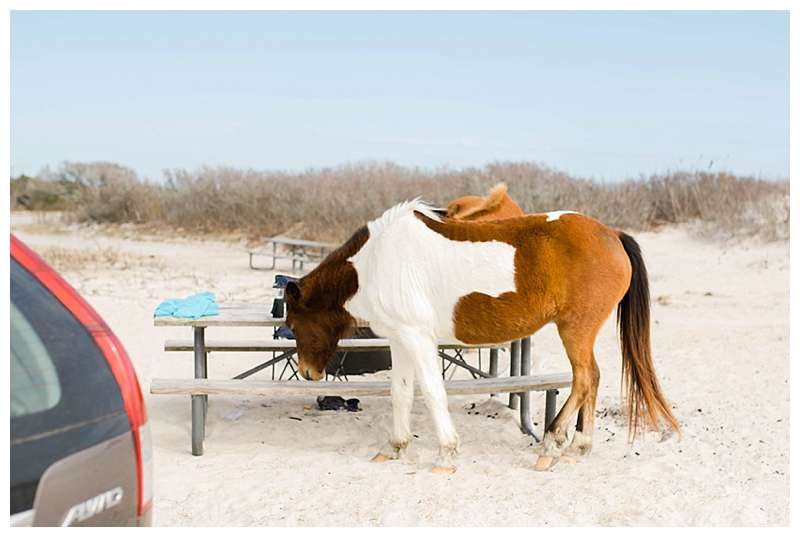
[367,198,442,238]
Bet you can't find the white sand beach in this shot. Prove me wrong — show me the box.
[11,213,789,526]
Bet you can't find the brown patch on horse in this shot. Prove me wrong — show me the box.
[415,211,680,437]
[416,211,629,343]
[446,183,524,222]
[285,226,369,379]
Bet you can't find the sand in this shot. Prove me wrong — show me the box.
[11,212,789,526]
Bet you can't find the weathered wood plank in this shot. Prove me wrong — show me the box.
[164,338,508,352]
[261,236,337,249]
[154,305,371,328]
[154,304,277,327]
[150,373,572,397]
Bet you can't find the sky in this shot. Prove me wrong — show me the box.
[10,11,790,182]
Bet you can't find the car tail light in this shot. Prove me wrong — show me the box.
[10,234,153,517]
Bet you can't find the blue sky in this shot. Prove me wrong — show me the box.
[11,11,789,181]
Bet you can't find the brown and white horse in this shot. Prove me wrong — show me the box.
[284,200,679,473]
[447,182,524,221]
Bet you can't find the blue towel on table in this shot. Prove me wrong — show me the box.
[154,292,219,319]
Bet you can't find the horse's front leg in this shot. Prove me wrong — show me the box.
[372,344,415,462]
[400,332,460,474]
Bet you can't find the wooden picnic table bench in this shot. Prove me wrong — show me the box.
[152,373,572,398]
[248,236,337,273]
[152,303,572,456]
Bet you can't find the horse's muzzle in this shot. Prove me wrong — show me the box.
[302,366,324,381]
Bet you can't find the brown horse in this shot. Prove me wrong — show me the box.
[285,200,679,473]
[447,182,524,221]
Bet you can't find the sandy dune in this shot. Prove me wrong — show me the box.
[11,213,789,526]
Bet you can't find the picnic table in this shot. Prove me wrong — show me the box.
[152,303,572,456]
[248,236,337,273]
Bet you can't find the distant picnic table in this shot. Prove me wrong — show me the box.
[151,303,572,456]
[248,236,337,273]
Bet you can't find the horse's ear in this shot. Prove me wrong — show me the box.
[285,281,301,303]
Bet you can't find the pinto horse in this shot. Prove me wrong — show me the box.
[284,200,679,473]
[447,182,524,221]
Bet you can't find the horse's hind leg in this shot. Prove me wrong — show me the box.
[564,363,599,458]
[372,344,416,462]
[535,321,600,470]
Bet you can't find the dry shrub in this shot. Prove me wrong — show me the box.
[39,161,164,223]
[11,175,76,211]
[17,160,789,242]
[689,173,790,241]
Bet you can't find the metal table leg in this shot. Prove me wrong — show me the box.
[519,337,538,439]
[232,349,297,380]
[545,389,558,433]
[192,326,207,456]
[489,348,499,397]
[508,340,520,410]
[438,350,489,379]
[202,351,208,421]
[249,241,278,271]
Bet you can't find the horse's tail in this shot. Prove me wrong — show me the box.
[617,232,681,440]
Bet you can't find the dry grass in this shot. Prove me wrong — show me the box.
[38,245,166,273]
[11,211,71,235]
[12,160,789,242]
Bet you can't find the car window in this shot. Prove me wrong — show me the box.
[11,302,61,418]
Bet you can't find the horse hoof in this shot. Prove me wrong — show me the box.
[431,465,456,475]
[534,455,559,471]
[563,445,589,460]
[371,453,393,463]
